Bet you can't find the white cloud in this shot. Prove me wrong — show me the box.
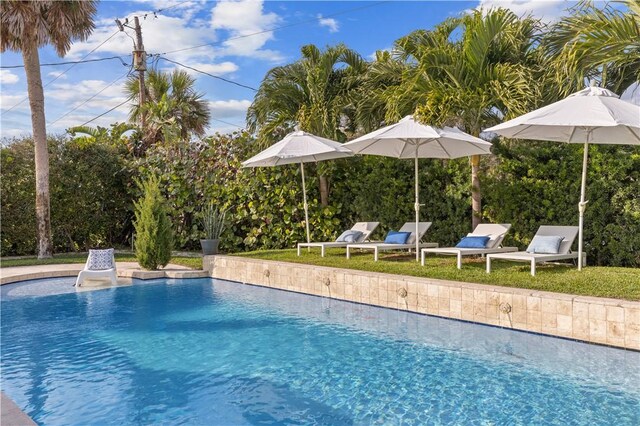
[182,61,239,76]
[50,109,130,132]
[0,128,29,139]
[67,13,217,63]
[210,0,283,60]
[477,0,577,23]
[0,70,19,85]
[0,93,28,111]
[46,79,126,102]
[209,99,251,119]
[318,14,339,33]
[47,71,68,80]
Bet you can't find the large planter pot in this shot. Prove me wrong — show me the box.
[200,239,220,255]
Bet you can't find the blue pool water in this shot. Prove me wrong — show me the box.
[1,278,639,425]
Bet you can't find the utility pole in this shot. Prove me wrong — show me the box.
[116,17,147,137]
[133,17,147,134]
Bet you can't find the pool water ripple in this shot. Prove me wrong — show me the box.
[1,277,639,425]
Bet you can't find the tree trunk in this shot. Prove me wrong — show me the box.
[22,46,53,258]
[319,175,329,207]
[471,154,481,230]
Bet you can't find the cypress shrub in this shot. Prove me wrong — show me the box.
[133,175,173,270]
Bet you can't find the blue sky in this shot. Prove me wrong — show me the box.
[1,0,624,139]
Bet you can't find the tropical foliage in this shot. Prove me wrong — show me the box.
[1,3,638,269]
[0,0,98,258]
[247,44,366,205]
[125,69,211,147]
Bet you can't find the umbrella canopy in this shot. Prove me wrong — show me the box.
[344,115,493,260]
[242,130,353,244]
[485,85,640,270]
[486,86,640,144]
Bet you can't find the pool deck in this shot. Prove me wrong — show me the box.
[0,262,209,286]
[1,392,36,426]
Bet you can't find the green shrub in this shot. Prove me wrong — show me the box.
[0,136,134,256]
[133,175,173,270]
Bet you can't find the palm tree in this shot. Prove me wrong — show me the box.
[544,0,640,97]
[68,123,137,143]
[125,69,211,146]
[1,0,98,258]
[367,9,543,229]
[247,44,366,205]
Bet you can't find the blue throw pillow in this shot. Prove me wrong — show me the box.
[455,236,491,249]
[335,230,364,243]
[526,235,564,254]
[384,231,411,244]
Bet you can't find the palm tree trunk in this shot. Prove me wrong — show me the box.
[471,154,481,230]
[23,45,53,258]
[319,175,329,207]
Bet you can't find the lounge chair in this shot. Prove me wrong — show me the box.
[297,222,380,257]
[421,223,518,269]
[486,226,584,276]
[346,222,438,261]
[75,248,118,287]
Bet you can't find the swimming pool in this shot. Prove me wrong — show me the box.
[1,277,639,425]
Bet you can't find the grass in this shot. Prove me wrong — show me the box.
[4,249,638,301]
[235,248,640,301]
[1,252,203,270]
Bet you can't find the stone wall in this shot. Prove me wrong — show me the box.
[205,255,640,350]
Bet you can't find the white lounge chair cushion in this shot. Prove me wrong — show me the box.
[526,236,564,254]
[87,249,115,270]
[336,230,364,243]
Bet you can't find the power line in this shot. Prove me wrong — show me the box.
[153,1,390,56]
[211,117,245,128]
[122,0,192,22]
[1,56,129,69]
[4,30,122,112]
[47,71,130,126]
[79,98,131,127]
[157,57,257,91]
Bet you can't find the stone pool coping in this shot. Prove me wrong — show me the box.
[0,262,209,286]
[2,256,638,350]
[204,255,640,350]
[1,392,36,426]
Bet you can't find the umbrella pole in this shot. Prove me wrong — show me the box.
[415,150,420,261]
[578,142,589,270]
[300,162,311,246]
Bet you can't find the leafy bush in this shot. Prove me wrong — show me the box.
[133,175,173,269]
[1,136,134,256]
[483,140,640,267]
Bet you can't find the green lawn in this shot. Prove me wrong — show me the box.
[236,249,640,301]
[3,249,638,301]
[1,252,203,270]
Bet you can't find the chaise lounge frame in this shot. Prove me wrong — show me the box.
[297,222,380,257]
[346,222,438,261]
[485,225,585,276]
[421,223,518,269]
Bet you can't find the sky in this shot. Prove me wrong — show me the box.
[0,0,635,139]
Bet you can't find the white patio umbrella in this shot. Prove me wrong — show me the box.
[343,115,493,260]
[242,130,353,244]
[485,85,640,270]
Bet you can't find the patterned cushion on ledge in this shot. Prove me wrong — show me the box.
[87,249,115,270]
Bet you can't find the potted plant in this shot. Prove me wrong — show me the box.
[199,202,226,255]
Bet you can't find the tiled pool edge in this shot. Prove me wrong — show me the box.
[204,255,640,350]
